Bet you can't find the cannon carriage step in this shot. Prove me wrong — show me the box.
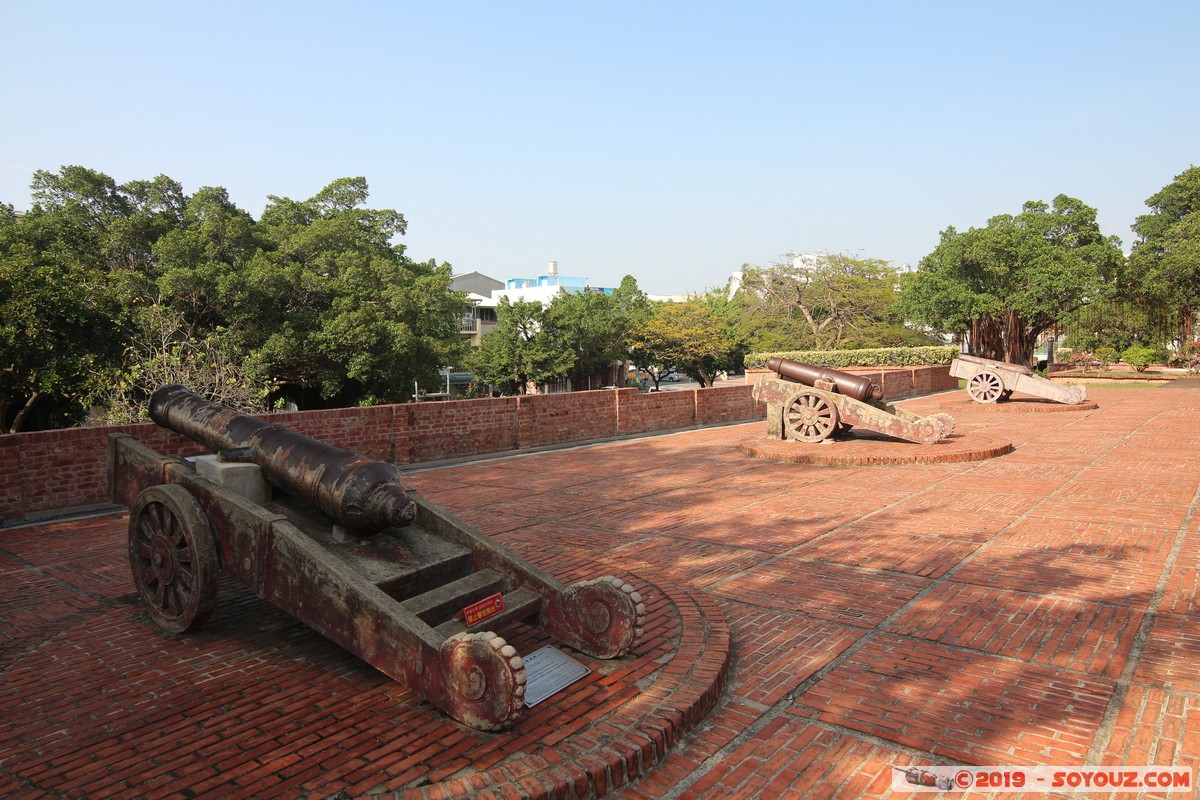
[109,385,645,731]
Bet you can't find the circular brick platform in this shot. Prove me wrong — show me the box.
[2,556,728,800]
[403,570,730,799]
[738,432,1013,465]
[940,397,1100,413]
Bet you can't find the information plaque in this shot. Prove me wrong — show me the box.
[522,646,591,707]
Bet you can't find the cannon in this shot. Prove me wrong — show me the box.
[109,385,644,731]
[753,358,956,444]
[949,354,1087,404]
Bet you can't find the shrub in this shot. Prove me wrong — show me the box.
[1094,346,1117,369]
[743,345,959,370]
[1121,344,1158,372]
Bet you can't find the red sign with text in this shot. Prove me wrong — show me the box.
[463,593,505,627]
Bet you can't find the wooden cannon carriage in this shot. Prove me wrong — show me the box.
[108,385,644,731]
[950,354,1087,404]
[752,358,956,445]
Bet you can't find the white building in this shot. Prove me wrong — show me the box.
[490,260,604,305]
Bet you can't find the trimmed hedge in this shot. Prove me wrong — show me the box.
[744,345,959,370]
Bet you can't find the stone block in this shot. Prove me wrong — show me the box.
[193,455,270,504]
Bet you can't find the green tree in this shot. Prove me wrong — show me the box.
[467,298,575,394]
[151,186,262,334]
[226,178,466,402]
[4,167,467,424]
[547,276,649,388]
[0,202,128,431]
[28,166,187,285]
[1128,165,1200,344]
[895,195,1124,364]
[93,304,272,424]
[737,253,922,352]
[627,299,734,387]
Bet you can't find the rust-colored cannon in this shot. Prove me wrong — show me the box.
[110,386,645,731]
[753,358,955,444]
[766,357,882,403]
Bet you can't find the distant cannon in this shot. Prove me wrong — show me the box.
[950,354,1087,404]
[110,386,645,730]
[753,358,955,444]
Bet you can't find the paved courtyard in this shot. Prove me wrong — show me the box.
[2,384,1198,798]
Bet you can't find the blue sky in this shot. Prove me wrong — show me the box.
[2,1,1197,295]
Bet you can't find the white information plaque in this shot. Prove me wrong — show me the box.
[522,646,591,707]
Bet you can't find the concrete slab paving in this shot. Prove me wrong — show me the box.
[2,384,1199,798]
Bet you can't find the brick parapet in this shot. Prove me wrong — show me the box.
[407,397,519,461]
[516,390,619,449]
[1,386,761,524]
[696,384,757,425]
[2,370,946,524]
[744,364,955,400]
[4,368,949,524]
[617,389,695,435]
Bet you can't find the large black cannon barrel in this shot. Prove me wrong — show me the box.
[149,385,416,535]
[766,357,882,402]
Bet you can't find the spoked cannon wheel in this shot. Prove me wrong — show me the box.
[128,484,219,633]
[783,390,840,442]
[967,370,1005,403]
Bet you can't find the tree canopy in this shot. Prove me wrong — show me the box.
[894,195,1124,364]
[1,166,466,431]
[466,298,575,394]
[1128,165,1200,343]
[736,252,931,352]
[627,298,736,388]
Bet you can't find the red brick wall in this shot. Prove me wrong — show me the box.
[697,385,758,425]
[618,389,695,434]
[407,397,519,461]
[16,372,969,524]
[516,389,619,449]
[270,405,402,463]
[745,365,955,400]
[0,435,20,525]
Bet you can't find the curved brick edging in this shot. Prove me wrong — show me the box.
[738,433,1013,466]
[400,574,731,800]
[940,398,1100,413]
[0,549,729,800]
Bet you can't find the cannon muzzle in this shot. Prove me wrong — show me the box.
[149,385,415,535]
[766,357,882,402]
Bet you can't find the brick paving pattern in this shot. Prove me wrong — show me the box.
[2,384,1199,798]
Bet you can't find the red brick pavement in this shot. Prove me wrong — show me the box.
[3,384,1200,798]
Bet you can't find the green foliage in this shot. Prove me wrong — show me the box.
[737,252,921,352]
[895,195,1124,363]
[1128,166,1200,343]
[0,196,131,431]
[548,277,648,385]
[627,298,740,387]
[744,345,958,370]
[229,178,466,401]
[2,167,469,428]
[1120,343,1158,372]
[93,305,272,424]
[466,298,575,394]
[1094,346,1117,369]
